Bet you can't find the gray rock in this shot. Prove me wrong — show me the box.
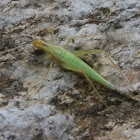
[0,0,140,139]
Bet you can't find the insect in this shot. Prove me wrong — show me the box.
[32,28,136,106]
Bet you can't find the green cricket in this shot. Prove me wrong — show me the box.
[32,39,116,90]
[32,28,136,106]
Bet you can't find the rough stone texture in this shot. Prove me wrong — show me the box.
[0,0,140,140]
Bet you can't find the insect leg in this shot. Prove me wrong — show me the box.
[50,28,54,45]
[35,62,54,101]
[94,50,137,93]
[82,71,119,116]
[61,63,102,98]
[70,50,137,93]
[63,36,82,49]
[61,62,116,113]
[44,27,55,45]
[83,72,108,107]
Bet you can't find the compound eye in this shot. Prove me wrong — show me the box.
[32,39,43,49]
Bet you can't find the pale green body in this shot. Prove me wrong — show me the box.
[36,40,116,90]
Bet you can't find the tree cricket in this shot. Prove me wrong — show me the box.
[32,28,137,109]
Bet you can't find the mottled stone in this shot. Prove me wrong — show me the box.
[0,0,140,139]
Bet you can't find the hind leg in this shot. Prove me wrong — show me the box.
[68,49,136,93]
[61,62,116,114]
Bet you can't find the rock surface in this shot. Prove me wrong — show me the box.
[0,0,140,140]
